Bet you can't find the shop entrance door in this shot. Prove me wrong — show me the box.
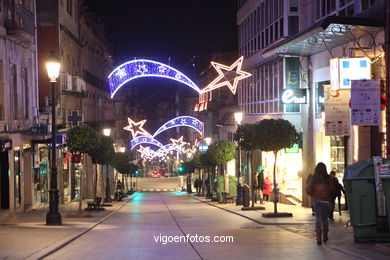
[0,151,10,209]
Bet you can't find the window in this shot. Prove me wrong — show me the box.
[22,68,29,119]
[66,0,72,16]
[314,0,359,21]
[361,0,375,11]
[10,63,19,120]
[0,60,3,120]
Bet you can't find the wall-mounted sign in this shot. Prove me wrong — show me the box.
[281,89,307,104]
[324,86,350,136]
[330,57,371,90]
[351,79,380,126]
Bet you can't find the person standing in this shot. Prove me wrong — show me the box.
[329,171,346,219]
[306,162,334,245]
[263,176,271,202]
[253,171,259,204]
[258,170,265,203]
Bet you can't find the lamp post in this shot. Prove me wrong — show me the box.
[46,54,62,225]
[204,137,212,198]
[234,111,243,206]
[103,128,112,202]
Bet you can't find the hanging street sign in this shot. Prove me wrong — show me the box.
[351,79,380,126]
[324,86,350,136]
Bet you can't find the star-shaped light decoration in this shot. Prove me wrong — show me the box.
[123,117,152,138]
[137,64,148,75]
[137,145,155,160]
[170,136,187,150]
[115,68,127,79]
[201,56,251,95]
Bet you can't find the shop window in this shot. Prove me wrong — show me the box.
[330,136,345,175]
[14,150,21,206]
[316,81,328,118]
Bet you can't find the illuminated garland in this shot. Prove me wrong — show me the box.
[153,116,203,137]
[130,136,163,150]
[108,59,201,98]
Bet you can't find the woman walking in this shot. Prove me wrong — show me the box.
[306,162,334,245]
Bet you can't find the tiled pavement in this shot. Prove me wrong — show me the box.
[191,195,390,260]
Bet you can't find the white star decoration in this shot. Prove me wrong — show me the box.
[170,136,187,150]
[137,64,148,74]
[201,56,251,95]
[123,117,152,138]
[115,68,127,79]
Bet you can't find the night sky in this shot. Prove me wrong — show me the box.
[83,0,238,73]
[83,0,238,127]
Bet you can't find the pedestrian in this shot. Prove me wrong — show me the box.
[257,170,265,203]
[329,171,346,219]
[263,176,271,202]
[253,171,259,204]
[306,162,334,245]
[194,178,201,195]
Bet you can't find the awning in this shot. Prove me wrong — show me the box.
[263,16,384,58]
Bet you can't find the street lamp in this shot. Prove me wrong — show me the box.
[120,146,126,153]
[103,128,112,203]
[234,111,243,206]
[46,53,62,225]
[204,137,211,146]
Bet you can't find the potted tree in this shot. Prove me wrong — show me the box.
[256,119,299,218]
[66,126,99,215]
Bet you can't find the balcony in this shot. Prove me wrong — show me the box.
[60,73,73,91]
[4,5,34,42]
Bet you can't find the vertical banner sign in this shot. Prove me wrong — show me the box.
[285,57,300,112]
[351,79,380,126]
[324,85,350,136]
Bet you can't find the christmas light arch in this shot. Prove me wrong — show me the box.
[108,59,201,98]
[153,116,203,137]
[130,136,164,150]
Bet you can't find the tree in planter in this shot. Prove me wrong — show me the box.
[199,152,213,197]
[256,119,299,217]
[234,123,259,207]
[208,141,235,199]
[110,152,131,191]
[89,135,115,202]
[66,126,99,213]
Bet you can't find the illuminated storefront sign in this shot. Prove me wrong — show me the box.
[281,89,307,104]
[330,57,371,90]
[285,143,299,153]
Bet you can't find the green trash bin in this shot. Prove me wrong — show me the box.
[216,175,238,202]
[344,158,390,242]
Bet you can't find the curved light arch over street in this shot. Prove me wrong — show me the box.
[108,59,201,98]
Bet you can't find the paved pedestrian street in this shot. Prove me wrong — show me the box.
[40,192,388,260]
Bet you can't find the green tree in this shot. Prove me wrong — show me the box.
[208,140,235,175]
[234,123,259,207]
[89,135,115,200]
[256,119,299,214]
[66,126,99,213]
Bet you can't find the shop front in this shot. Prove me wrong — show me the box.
[261,145,303,200]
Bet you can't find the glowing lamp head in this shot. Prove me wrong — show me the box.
[46,54,61,83]
[120,147,126,153]
[234,111,243,125]
[204,137,211,145]
[103,128,111,136]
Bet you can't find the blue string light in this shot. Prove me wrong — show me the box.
[108,59,201,98]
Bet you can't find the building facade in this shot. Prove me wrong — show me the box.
[237,0,386,205]
[0,0,39,211]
